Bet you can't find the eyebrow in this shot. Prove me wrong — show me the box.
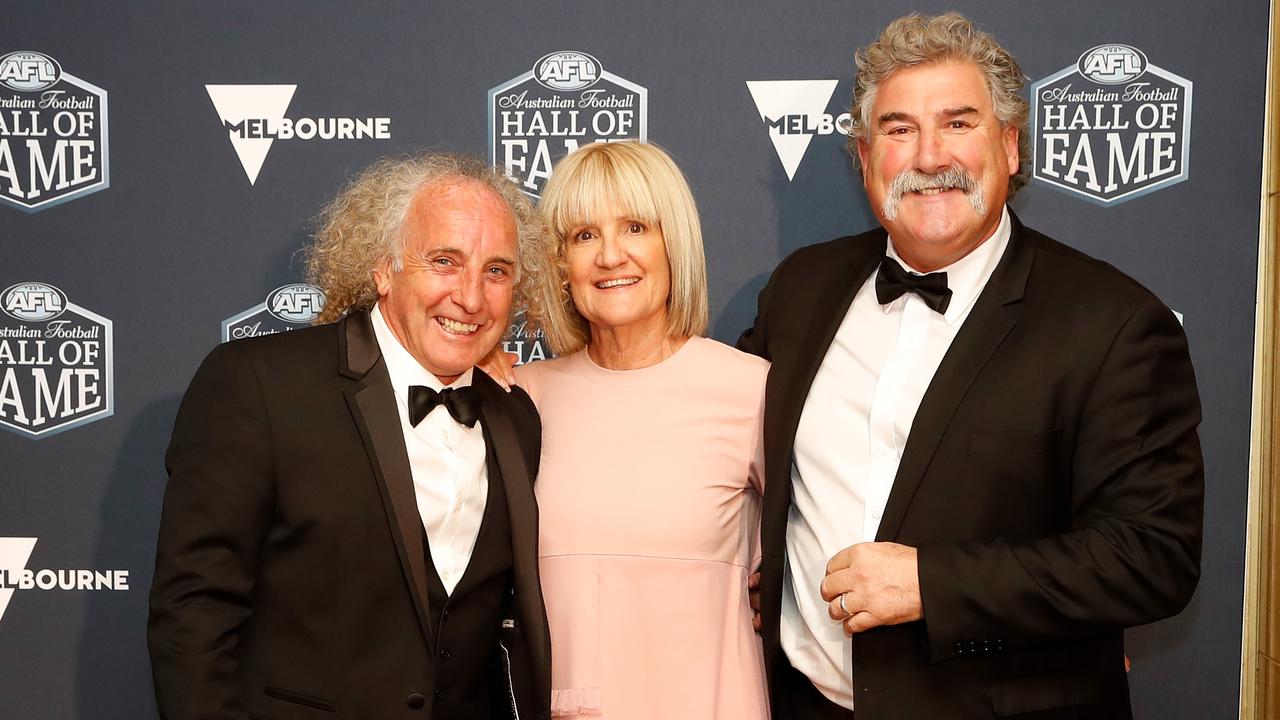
[877,106,981,124]
[878,111,911,124]
[418,247,517,266]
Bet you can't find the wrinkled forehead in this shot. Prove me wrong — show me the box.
[401,179,518,251]
[410,177,511,219]
[873,59,995,119]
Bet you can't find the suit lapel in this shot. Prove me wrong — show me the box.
[473,371,537,585]
[876,215,1036,541]
[472,371,550,679]
[758,236,881,662]
[339,311,434,647]
[769,234,885,496]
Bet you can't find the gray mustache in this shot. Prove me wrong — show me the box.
[882,168,986,221]
[889,167,978,196]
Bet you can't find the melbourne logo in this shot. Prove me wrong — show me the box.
[0,538,130,623]
[206,84,392,185]
[746,80,852,181]
[222,283,326,342]
[1032,44,1192,205]
[0,282,113,439]
[0,51,109,212]
[489,51,647,197]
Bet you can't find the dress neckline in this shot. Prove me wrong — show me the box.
[575,335,700,380]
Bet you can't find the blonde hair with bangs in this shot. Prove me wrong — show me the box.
[531,141,709,355]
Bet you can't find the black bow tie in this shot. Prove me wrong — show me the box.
[408,385,481,428]
[875,256,952,314]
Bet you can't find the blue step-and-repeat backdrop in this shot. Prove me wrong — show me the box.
[1,2,1269,718]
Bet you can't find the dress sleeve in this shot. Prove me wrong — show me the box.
[748,366,767,571]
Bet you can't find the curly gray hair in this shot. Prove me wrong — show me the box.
[305,152,544,324]
[848,12,1030,197]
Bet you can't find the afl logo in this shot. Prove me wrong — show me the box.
[1077,45,1147,85]
[0,51,61,92]
[534,51,601,91]
[266,284,325,323]
[2,282,67,321]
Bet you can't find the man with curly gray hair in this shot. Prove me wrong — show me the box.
[150,152,551,720]
[739,13,1202,719]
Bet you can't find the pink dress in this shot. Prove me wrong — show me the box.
[515,336,770,719]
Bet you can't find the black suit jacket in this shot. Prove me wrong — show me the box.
[148,311,551,720]
[739,214,1203,719]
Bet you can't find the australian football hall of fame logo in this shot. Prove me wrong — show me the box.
[222,284,326,342]
[1032,44,1192,205]
[0,538,130,625]
[746,80,852,181]
[501,309,550,366]
[489,51,647,197]
[206,84,392,185]
[0,282,113,439]
[0,51,109,212]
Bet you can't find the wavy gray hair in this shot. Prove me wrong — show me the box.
[848,12,1030,197]
[305,152,543,324]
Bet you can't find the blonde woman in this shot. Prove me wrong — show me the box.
[515,141,769,719]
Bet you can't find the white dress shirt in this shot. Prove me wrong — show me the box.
[782,207,1012,709]
[371,303,489,595]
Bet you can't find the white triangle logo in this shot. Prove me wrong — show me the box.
[0,538,36,622]
[206,84,297,185]
[746,80,839,180]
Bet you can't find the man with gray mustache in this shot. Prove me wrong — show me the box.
[738,12,1203,719]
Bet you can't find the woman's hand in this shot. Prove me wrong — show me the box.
[478,346,519,391]
[748,572,762,633]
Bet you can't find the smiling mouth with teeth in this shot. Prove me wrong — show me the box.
[437,317,480,334]
[596,277,640,289]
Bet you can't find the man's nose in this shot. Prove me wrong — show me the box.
[914,128,952,173]
[453,272,484,314]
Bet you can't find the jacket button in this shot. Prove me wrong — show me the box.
[434,689,445,700]
[406,692,425,709]
[440,649,452,661]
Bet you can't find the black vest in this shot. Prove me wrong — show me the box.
[421,449,514,720]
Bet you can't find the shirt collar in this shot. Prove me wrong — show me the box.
[371,302,473,397]
[884,205,1011,325]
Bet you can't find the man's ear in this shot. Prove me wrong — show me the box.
[1004,125,1019,176]
[372,260,392,297]
[856,137,872,177]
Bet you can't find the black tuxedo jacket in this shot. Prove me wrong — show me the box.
[148,311,551,720]
[738,214,1203,719]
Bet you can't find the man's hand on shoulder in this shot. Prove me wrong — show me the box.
[821,542,922,635]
